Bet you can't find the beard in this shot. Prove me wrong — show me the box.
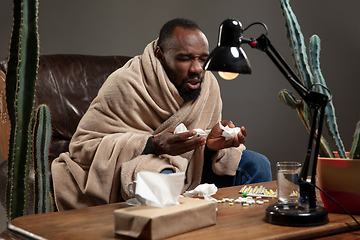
[177,85,202,102]
[176,73,203,102]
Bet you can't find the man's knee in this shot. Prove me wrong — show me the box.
[258,153,271,169]
[160,168,174,174]
[239,150,272,182]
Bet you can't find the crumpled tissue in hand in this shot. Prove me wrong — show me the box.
[174,123,207,137]
[183,183,218,201]
[219,121,241,141]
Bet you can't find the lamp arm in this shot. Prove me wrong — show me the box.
[242,33,330,209]
[242,34,310,100]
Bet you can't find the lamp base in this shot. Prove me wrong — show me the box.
[265,203,329,227]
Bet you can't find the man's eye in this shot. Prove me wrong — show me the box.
[178,58,191,61]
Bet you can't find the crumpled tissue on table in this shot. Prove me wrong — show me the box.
[183,183,218,202]
[218,121,241,141]
[135,171,185,208]
[174,123,207,137]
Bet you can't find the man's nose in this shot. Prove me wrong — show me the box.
[189,59,203,74]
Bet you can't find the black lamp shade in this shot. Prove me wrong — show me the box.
[204,18,252,74]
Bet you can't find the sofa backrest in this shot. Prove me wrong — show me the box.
[0,54,132,162]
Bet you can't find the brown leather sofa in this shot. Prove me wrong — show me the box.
[0,54,132,211]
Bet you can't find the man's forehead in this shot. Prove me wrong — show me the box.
[166,28,208,50]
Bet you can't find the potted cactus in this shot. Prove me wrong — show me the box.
[278,0,360,214]
[5,0,54,222]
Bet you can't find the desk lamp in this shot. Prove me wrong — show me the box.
[204,18,329,226]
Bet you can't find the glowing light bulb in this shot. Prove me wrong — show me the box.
[218,71,239,80]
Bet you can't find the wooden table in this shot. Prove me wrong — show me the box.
[1,181,360,239]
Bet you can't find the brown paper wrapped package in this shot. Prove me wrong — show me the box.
[114,197,217,239]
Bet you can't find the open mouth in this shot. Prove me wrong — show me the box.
[186,79,201,90]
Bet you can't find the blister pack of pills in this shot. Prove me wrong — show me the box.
[239,185,277,198]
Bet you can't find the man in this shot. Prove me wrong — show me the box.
[51,18,271,211]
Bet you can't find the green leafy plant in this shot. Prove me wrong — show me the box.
[278,0,360,159]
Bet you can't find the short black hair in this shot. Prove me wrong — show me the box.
[158,18,202,50]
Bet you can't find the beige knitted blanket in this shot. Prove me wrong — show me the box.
[51,40,245,211]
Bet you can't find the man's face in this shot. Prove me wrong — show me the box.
[157,27,209,102]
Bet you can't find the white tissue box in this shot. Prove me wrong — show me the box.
[114,197,217,240]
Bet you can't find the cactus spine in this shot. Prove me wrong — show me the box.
[6,0,39,221]
[32,104,54,213]
[278,0,351,158]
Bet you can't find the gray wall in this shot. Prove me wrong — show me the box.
[1,1,360,181]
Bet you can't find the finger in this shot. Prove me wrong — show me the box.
[186,136,206,146]
[241,126,247,137]
[177,136,206,152]
[175,130,197,141]
[220,120,234,128]
[237,131,246,144]
[229,135,240,147]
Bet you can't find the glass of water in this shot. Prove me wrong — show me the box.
[277,162,301,204]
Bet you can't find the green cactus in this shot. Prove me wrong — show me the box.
[278,89,333,157]
[6,0,40,221]
[278,0,351,159]
[32,104,54,213]
[349,121,360,159]
[278,0,314,149]
[308,35,347,158]
[279,0,314,88]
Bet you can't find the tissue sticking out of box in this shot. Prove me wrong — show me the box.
[135,171,185,208]
[174,123,207,138]
[219,121,241,141]
[183,183,218,201]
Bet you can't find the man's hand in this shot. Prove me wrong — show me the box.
[152,127,206,156]
[206,120,247,152]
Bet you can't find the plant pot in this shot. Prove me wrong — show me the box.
[317,153,360,214]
